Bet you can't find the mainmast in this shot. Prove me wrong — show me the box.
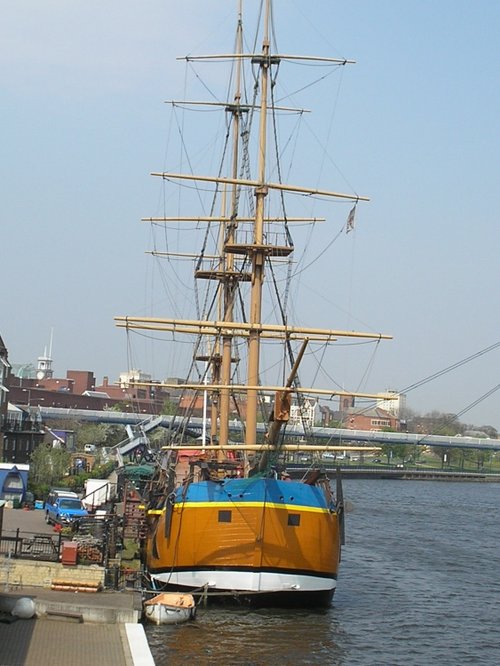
[245,0,272,446]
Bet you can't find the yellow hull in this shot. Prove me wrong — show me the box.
[146,489,341,599]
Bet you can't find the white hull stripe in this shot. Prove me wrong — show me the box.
[151,569,336,593]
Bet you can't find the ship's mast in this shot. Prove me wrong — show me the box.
[245,0,271,446]
[116,0,392,451]
[219,0,244,448]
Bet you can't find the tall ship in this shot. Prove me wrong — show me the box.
[116,0,391,606]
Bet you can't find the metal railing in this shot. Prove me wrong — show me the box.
[1,520,139,589]
[0,529,62,562]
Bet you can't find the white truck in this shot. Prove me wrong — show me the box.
[82,478,115,511]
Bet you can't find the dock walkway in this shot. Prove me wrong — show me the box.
[0,587,154,666]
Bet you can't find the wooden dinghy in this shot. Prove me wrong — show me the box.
[143,592,196,625]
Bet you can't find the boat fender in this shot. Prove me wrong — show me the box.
[12,598,36,619]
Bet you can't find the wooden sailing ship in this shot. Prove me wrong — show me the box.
[116,0,391,606]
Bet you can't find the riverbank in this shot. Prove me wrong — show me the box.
[287,464,500,482]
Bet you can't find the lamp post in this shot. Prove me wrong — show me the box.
[21,389,44,408]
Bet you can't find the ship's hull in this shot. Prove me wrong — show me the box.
[145,476,341,606]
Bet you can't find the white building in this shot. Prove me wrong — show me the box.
[119,369,152,388]
[289,398,317,428]
[376,390,406,417]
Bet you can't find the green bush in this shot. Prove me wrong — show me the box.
[27,482,51,501]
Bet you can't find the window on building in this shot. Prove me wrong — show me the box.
[371,419,391,428]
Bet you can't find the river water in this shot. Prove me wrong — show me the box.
[145,480,500,665]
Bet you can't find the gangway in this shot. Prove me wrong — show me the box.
[113,415,164,466]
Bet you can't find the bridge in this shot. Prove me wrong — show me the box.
[30,405,500,452]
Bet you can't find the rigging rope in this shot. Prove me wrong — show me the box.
[401,340,500,395]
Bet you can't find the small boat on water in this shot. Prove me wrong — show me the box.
[116,0,391,607]
[143,592,196,625]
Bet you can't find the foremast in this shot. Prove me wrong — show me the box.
[220,0,244,450]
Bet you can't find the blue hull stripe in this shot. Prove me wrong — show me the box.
[176,478,333,510]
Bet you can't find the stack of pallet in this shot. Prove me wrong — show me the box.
[73,534,103,564]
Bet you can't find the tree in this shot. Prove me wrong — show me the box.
[379,443,412,464]
[30,444,71,489]
[161,399,178,415]
[45,419,126,450]
[76,423,109,449]
[476,425,498,439]
[408,412,463,437]
[431,446,463,469]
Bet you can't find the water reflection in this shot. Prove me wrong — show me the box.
[146,607,344,665]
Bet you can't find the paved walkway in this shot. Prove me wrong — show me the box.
[0,587,154,666]
[1,508,155,665]
[0,619,136,666]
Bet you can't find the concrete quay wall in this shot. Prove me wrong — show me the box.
[0,559,105,589]
[34,595,140,624]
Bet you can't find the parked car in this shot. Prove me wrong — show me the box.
[44,489,89,525]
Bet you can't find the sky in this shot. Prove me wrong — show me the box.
[2,1,500,429]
